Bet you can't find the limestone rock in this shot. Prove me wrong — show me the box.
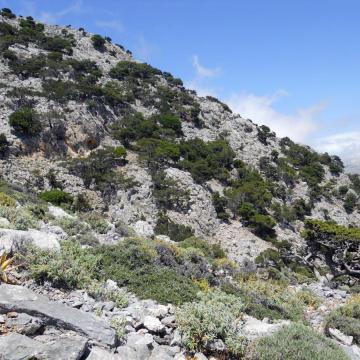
[0,284,116,348]
[144,315,166,333]
[0,229,60,253]
[329,327,353,346]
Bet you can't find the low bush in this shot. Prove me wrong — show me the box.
[326,301,360,344]
[9,107,42,135]
[180,138,235,183]
[81,212,110,234]
[176,290,245,356]
[234,275,318,321]
[154,213,194,242]
[24,240,100,289]
[344,192,357,214]
[94,238,199,304]
[0,205,38,230]
[87,280,129,309]
[151,171,190,211]
[1,8,16,19]
[39,189,73,206]
[247,323,349,360]
[303,220,360,278]
[91,34,106,51]
[109,61,162,81]
[0,133,9,156]
[179,237,226,260]
[0,192,16,207]
[257,125,275,145]
[54,217,90,237]
[66,146,128,193]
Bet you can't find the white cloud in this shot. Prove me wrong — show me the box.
[226,91,325,143]
[95,20,124,33]
[134,35,155,61]
[186,55,221,96]
[192,55,221,78]
[185,80,218,97]
[38,0,83,24]
[313,131,360,172]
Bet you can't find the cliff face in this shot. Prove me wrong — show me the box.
[0,11,359,267]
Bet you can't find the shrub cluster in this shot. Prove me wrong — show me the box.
[39,189,73,206]
[0,17,74,53]
[176,290,245,356]
[91,34,106,51]
[248,323,349,360]
[66,146,128,193]
[9,107,42,135]
[303,219,360,278]
[154,212,194,242]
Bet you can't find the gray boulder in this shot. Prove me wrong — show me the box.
[0,284,116,347]
[5,312,43,335]
[0,229,60,253]
[0,333,87,360]
[87,347,122,360]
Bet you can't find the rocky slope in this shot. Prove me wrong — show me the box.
[1,7,360,360]
[0,9,359,267]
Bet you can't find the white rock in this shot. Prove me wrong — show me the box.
[126,332,154,347]
[0,217,11,228]
[143,315,165,333]
[48,205,74,219]
[0,229,60,252]
[329,328,353,346]
[132,221,154,238]
[87,347,120,360]
[240,315,290,340]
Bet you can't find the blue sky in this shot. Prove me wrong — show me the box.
[2,0,360,170]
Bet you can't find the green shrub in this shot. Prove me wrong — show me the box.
[152,171,190,211]
[87,280,129,309]
[179,237,226,260]
[66,146,128,193]
[103,81,133,106]
[94,238,199,304]
[54,217,90,237]
[303,220,360,277]
[1,8,16,19]
[180,138,235,183]
[81,212,109,234]
[176,290,245,355]
[212,192,230,222]
[344,192,357,214]
[24,240,100,289]
[0,134,9,156]
[8,56,47,78]
[41,35,74,54]
[91,34,106,51]
[154,213,194,241]
[137,138,181,163]
[154,114,183,135]
[109,61,162,81]
[0,192,16,207]
[0,205,38,230]
[248,323,349,360]
[9,107,42,135]
[326,302,360,344]
[39,189,73,206]
[257,125,275,145]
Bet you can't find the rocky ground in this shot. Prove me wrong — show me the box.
[0,276,359,360]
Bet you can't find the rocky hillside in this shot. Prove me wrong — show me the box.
[1,7,360,360]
